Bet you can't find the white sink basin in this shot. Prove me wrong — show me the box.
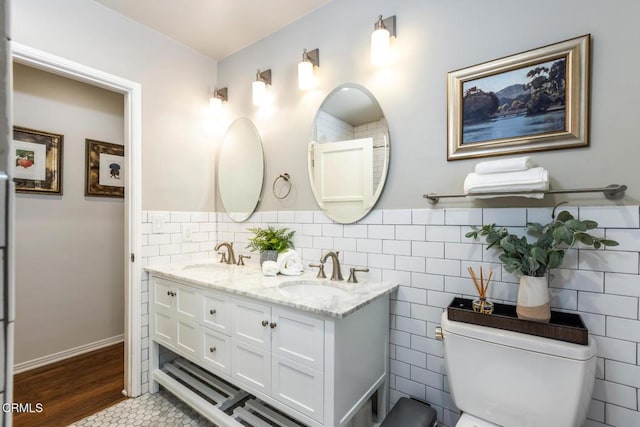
[278,281,350,298]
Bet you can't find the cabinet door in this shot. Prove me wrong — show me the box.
[176,286,198,321]
[176,318,198,358]
[201,328,231,375]
[231,340,271,394]
[153,279,174,311]
[202,292,230,335]
[232,298,271,349]
[271,307,324,371]
[152,310,175,349]
[272,355,324,423]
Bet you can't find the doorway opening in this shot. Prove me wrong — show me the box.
[8,43,142,410]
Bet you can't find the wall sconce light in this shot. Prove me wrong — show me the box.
[209,87,228,115]
[371,14,396,66]
[298,48,319,90]
[252,69,272,106]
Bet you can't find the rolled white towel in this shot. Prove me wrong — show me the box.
[474,156,533,175]
[277,249,303,274]
[262,260,279,276]
[464,167,549,198]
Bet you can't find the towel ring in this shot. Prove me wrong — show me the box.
[273,173,292,200]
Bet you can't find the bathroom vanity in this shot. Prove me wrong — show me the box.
[145,262,398,427]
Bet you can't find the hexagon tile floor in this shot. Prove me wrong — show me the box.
[69,390,216,427]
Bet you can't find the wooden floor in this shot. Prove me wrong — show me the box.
[13,342,127,427]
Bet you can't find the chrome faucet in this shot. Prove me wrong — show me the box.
[214,242,236,265]
[321,251,343,281]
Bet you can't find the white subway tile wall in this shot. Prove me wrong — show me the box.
[140,206,640,427]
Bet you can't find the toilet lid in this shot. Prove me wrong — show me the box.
[456,413,500,427]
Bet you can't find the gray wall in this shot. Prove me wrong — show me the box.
[12,63,125,365]
[12,0,219,212]
[217,0,640,212]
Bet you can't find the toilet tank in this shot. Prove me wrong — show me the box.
[440,312,597,427]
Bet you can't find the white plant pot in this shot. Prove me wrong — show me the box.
[516,275,551,322]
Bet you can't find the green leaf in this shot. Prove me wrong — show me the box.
[600,239,619,247]
[556,210,574,222]
[465,231,477,239]
[594,241,602,249]
[527,222,544,234]
[530,246,548,264]
[583,220,598,230]
[548,251,564,269]
[565,219,587,231]
[575,233,594,245]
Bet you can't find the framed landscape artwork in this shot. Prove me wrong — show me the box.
[85,139,125,198]
[13,126,63,194]
[447,34,590,160]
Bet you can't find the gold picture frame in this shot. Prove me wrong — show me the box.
[85,139,125,198]
[13,126,64,194]
[447,34,590,160]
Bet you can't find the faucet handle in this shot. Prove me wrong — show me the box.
[309,262,326,279]
[347,267,370,283]
[218,251,228,264]
[237,254,251,266]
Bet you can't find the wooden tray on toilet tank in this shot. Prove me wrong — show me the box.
[447,297,589,345]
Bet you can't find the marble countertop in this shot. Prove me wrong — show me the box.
[144,262,398,318]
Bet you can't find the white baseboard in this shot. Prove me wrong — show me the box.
[14,334,125,374]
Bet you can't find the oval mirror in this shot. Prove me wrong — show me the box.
[308,84,390,224]
[218,118,264,222]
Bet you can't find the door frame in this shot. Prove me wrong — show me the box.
[10,42,143,397]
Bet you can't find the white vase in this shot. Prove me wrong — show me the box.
[516,275,551,322]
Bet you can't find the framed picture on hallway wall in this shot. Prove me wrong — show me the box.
[85,139,125,198]
[13,126,64,194]
[447,34,590,160]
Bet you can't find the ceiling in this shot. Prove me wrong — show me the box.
[94,0,332,60]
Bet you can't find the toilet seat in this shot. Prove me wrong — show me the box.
[455,413,499,427]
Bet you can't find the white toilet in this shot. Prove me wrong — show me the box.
[439,312,597,427]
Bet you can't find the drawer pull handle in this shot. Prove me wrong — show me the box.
[270,322,277,329]
[210,309,217,315]
[209,346,217,353]
[261,320,269,327]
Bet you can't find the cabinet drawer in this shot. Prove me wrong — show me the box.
[232,298,271,349]
[231,340,271,395]
[201,328,231,376]
[272,355,324,423]
[272,307,324,371]
[153,279,174,311]
[202,292,230,334]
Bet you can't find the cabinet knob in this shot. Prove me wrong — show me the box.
[261,320,269,327]
[209,346,216,353]
[270,322,277,329]
[209,309,216,315]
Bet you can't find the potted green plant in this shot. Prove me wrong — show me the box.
[466,205,618,322]
[246,226,296,265]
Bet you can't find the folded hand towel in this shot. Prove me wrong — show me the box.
[277,249,303,274]
[464,167,549,198]
[262,260,279,276]
[474,156,533,175]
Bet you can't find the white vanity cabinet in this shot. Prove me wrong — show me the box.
[231,298,325,422]
[149,274,391,427]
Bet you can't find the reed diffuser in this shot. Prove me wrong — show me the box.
[468,266,494,314]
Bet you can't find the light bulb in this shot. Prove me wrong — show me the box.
[298,59,314,90]
[371,27,391,66]
[209,96,223,114]
[252,80,266,106]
